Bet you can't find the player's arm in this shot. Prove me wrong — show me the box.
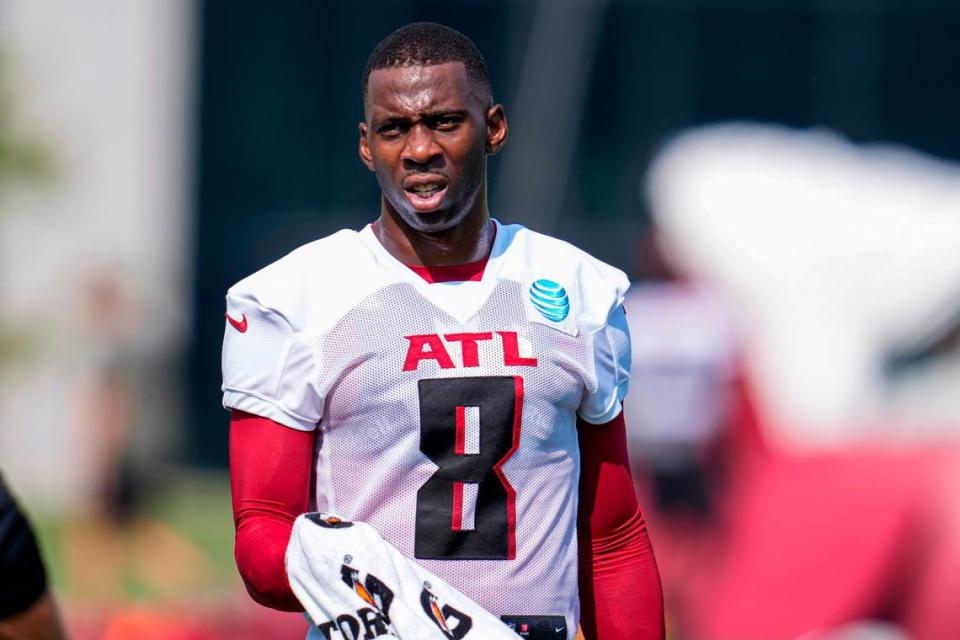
[0,592,66,640]
[230,409,314,611]
[0,475,66,640]
[222,284,326,611]
[573,279,662,638]
[576,411,664,640]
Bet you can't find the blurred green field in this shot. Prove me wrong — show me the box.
[32,468,239,602]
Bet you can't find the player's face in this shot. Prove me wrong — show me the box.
[359,62,507,233]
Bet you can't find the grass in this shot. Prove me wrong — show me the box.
[32,467,239,602]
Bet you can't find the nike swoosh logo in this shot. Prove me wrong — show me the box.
[555,627,564,634]
[225,312,247,333]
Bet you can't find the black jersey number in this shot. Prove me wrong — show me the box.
[414,376,523,560]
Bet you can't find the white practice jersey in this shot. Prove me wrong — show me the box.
[221,220,631,637]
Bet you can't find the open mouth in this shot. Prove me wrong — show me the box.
[403,177,449,213]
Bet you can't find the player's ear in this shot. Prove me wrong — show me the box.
[485,104,507,155]
[358,122,375,171]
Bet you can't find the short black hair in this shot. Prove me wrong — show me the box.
[362,22,492,104]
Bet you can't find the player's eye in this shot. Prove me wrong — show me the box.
[431,115,463,131]
[377,121,407,137]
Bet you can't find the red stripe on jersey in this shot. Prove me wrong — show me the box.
[407,260,487,283]
[454,406,466,455]
[451,481,464,531]
[492,375,524,559]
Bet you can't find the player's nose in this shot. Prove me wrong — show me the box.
[400,123,441,166]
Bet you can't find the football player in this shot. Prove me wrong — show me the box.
[223,22,663,640]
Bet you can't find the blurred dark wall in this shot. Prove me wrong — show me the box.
[190,0,960,466]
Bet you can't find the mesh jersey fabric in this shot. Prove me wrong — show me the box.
[222,220,631,637]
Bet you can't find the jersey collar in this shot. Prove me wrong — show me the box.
[358,219,514,323]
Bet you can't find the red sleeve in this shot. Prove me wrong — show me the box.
[230,409,314,611]
[577,412,664,640]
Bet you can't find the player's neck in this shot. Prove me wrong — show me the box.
[375,205,494,267]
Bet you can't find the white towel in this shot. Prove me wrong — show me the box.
[286,512,521,640]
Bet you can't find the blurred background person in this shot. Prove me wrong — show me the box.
[61,272,215,602]
[621,227,742,638]
[648,122,960,640]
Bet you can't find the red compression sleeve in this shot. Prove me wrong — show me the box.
[577,412,664,640]
[230,409,314,611]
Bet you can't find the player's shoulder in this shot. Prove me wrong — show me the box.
[225,227,387,333]
[498,222,629,329]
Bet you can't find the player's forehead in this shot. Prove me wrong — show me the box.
[365,62,475,119]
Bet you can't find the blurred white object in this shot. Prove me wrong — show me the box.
[648,123,960,449]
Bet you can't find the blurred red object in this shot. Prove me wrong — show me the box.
[67,599,308,640]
